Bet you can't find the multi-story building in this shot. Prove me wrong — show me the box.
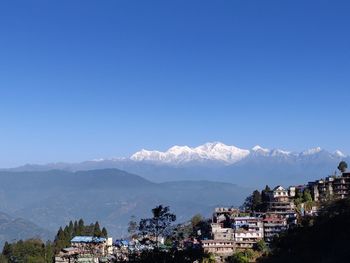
[267,186,295,215]
[202,240,236,257]
[232,217,264,249]
[263,216,287,242]
[213,207,240,224]
[234,229,263,249]
[55,236,113,263]
[211,223,234,240]
[308,172,350,201]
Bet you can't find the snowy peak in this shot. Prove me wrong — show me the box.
[301,147,323,156]
[252,145,270,153]
[251,145,271,156]
[130,142,249,164]
[334,150,346,158]
[129,143,348,165]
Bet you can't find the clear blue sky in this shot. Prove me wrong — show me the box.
[0,0,349,167]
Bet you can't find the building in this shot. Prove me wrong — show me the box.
[202,239,236,257]
[288,186,296,198]
[55,236,113,263]
[263,216,287,242]
[211,223,234,240]
[232,217,264,249]
[213,207,240,224]
[70,236,113,256]
[234,229,262,249]
[308,172,350,202]
[267,186,295,215]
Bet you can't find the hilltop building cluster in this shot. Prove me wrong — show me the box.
[201,170,350,260]
[202,185,297,258]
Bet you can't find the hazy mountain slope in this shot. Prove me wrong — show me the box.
[0,211,52,248]
[0,169,249,239]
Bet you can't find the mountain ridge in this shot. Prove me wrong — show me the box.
[0,168,249,239]
[3,142,348,171]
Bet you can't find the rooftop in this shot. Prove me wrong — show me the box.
[71,236,107,243]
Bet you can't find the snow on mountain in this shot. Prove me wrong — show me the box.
[334,150,346,158]
[129,142,348,165]
[271,149,292,157]
[252,145,270,153]
[131,142,250,164]
[301,147,323,156]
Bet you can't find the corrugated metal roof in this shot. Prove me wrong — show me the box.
[71,236,106,243]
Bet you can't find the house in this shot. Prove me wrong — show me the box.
[70,236,113,256]
[55,247,80,263]
[202,239,236,257]
[267,186,295,215]
[269,186,289,202]
[232,217,264,249]
[263,216,287,242]
[211,223,234,240]
[308,172,350,202]
[232,217,264,233]
[213,207,240,224]
[288,186,296,197]
[234,229,263,249]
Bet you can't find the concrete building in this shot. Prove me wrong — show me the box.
[263,216,287,242]
[308,172,350,202]
[232,217,264,249]
[211,223,234,240]
[55,236,113,263]
[267,186,295,215]
[213,207,240,224]
[202,240,236,257]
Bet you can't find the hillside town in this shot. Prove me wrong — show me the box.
[49,162,350,262]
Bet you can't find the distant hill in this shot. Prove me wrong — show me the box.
[5,142,349,187]
[0,169,249,239]
[0,211,52,248]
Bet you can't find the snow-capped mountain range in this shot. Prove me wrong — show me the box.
[129,142,347,165]
[4,142,348,188]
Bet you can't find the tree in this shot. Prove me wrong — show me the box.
[201,253,216,263]
[128,215,139,239]
[101,227,108,238]
[254,240,268,253]
[261,185,271,202]
[2,242,11,257]
[227,250,254,263]
[244,190,262,212]
[191,214,204,228]
[93,221,101,237]
[338,161,348,173]
[45,241,54,263]
[0,255,8,263]
[139,205,176,248]
[302,189,312,203]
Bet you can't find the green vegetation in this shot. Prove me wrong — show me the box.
[0,219,108,263]
[136,248,209,263]
[54,219,107,253]
[338,160,348,173]
[1,239,53,263]
[169,214,211,244]
[226,240,268,263]
[227,249,255,263]
[139,205,176,246]
[243,190,263,212]
[244,185,273,212]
